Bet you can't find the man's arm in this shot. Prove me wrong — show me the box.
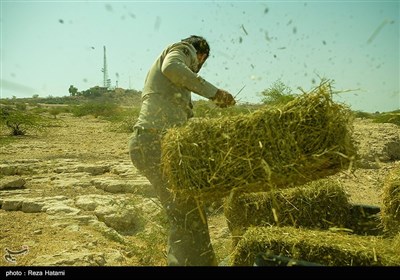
[161,45,235,107]
[161,46,218,99]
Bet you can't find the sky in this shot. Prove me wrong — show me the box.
[1,0,399,113]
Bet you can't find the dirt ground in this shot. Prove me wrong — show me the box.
[0,113,399,267]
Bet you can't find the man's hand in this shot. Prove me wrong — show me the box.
[211,89,236,108]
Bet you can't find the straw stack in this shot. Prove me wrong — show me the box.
[162,82,356,200]
[231,226,400,266]
[381,164,400,236]
[224,179,351,247]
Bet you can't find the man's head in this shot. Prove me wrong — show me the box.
[181,35,210,72]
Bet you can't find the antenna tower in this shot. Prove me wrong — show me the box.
[101,46,110,88]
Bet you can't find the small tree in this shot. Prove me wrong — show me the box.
[68,85,78,96]
[261,80,295,106]
[0,106,49,136]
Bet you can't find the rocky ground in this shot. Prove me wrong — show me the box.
[0,113,399,267]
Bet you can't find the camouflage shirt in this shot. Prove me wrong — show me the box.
[134,41,218,132]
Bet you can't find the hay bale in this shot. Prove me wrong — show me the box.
[394,233,400,248]
[231,226,400,266]
[162,82,356,199]
[347,204,383,236]
[224,179,351,247]
[381,164,400,236]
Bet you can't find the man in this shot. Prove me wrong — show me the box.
[128,35,236,266]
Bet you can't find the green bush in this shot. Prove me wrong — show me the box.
[106,107,140,133]
[260,80,296,105]
[48,106,71,119]
[0,106,52,136]
[373,112,400,126]
[15,102,27,111]
[353,110,400,126]
[353,111,374,119]
[70,102,120,118]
